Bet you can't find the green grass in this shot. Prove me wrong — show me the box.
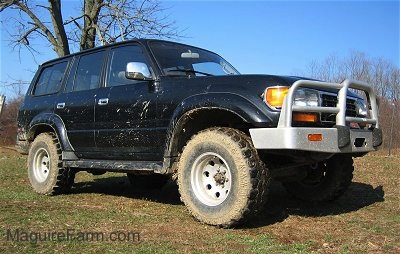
[0,151,399,253]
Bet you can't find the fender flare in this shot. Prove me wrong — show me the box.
[163,92,275,160]
[27,113,73,151]
[171,92,273,124]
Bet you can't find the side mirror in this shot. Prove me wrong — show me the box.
[125,62,153,80]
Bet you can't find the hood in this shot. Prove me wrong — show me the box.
[195,74,362,99]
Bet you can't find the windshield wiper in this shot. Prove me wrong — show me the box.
[167,69,214,77]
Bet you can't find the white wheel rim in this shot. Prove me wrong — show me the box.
[33,148,50,183]
[191,152,232,206]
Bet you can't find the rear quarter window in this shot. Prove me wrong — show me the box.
[33,61,68,96]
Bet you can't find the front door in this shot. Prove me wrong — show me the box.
[94,44,161,160]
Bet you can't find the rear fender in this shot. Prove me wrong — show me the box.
[27,113,73,151]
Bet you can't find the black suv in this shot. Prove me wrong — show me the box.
[17,39,382,227]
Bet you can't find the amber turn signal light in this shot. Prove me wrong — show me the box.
[308,134,323,141]
[293,113,318,123]
[264,87,289,108]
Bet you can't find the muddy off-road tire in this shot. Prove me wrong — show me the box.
[282,154,354,202]
[27,133,75,195]
[177,127,270,228]
[127,173,170,190]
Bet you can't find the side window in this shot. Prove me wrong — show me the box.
[107,45,150,87]
[73,51,105,91]
[33,61,68,96]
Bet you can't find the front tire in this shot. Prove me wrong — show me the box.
[177,128,270,228]
[282,154,354,202]
[27,133,75,195]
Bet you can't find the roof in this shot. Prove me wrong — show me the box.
[41,38,179,66]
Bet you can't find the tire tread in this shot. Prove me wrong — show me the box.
[177,127,270,228]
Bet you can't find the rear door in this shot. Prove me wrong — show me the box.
[21,60,69,133]
[94,44,161,160]
[55,51,106,157]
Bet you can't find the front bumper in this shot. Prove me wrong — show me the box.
[249,79,382,154]
[250,126,382,153]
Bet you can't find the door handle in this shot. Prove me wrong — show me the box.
[98,98,109,106]
[56,102,65,109]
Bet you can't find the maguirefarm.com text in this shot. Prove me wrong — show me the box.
[6,228,140,244]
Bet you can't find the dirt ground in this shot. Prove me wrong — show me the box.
[0,146,19,157]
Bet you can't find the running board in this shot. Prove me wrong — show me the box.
[63,159,163,173]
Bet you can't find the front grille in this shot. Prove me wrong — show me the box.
[320,94,357,123]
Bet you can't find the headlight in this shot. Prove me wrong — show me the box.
[263,87,320,109]
[293,89,319,107]
[355,99,368,117]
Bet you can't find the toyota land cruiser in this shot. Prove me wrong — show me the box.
[17,39,382,227]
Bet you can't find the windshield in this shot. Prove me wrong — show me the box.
[149,41,240,77]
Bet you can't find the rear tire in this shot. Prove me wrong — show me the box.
[282,154,354,202]
[27,133,75,195]
[177,127,270,228]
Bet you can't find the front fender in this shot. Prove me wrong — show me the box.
[28,113,73,151]
[171,92,275,125]
[162,93,276,163]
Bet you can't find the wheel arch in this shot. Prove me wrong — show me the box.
[167,107,246,157]
[163,93,274,171]
[27,113,73,151]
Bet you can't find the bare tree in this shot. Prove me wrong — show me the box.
[1,0,180,57]
[305,51,399,100]
[344,51,370,81]
[0,80,29,99]
[0,80,28,145]
[1,0,70,56]
[307,53,347,83]
[0,95,24,145]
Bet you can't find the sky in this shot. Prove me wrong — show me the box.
[0,0,399,97]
